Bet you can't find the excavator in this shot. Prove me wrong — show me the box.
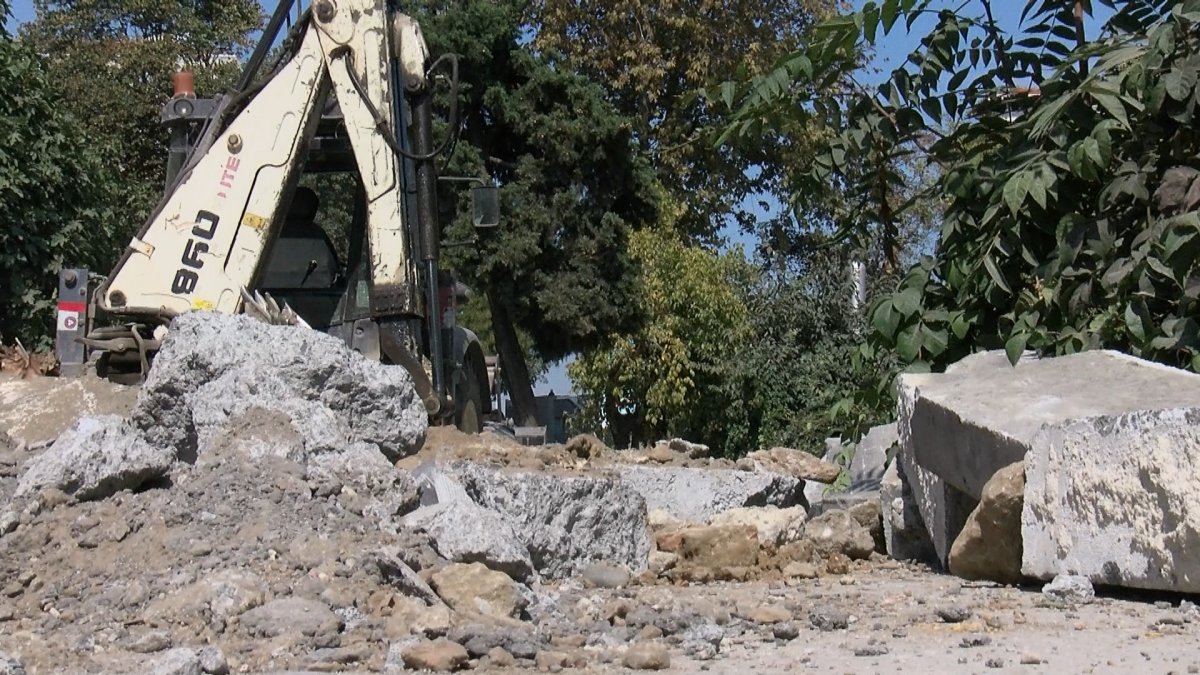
[52,0,495,433]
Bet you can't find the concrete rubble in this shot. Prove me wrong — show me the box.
[805,423,895,511]
[891,349,1200,594]
[4,313,1200,672]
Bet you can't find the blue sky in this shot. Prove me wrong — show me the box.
[3,0,1118,395]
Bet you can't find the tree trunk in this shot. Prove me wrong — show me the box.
[487,285,539,427]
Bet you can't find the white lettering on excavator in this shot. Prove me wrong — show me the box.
[217,156,241,199]
[171,211,219,295]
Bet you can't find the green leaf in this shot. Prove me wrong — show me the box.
[892,287,923,316]
[1005,332,1028,365]
[881,0,900,33]
[984,254,1013,294]
[895,325,922,362]
[1003,171,1030,214]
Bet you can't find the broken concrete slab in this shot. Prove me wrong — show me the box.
[15,415,173,501]
[608,464,805,522]
[134,313,426,463]
[401,499,534,581]
[1022,408,1200,593]
[805,423,895,509]
[449,463,652,579]
[708,506,807,547]
[741,447,841,483]
[880,459,937,564]
[0,373,137,447]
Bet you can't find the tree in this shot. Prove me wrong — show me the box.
[570,225,756,454]
[727,0,1200,437]
[530,0,844,240]
[21,0,261,228]
[414,0,660,425]
[0,0,120,346]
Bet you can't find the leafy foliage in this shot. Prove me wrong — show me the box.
[0,20,119,345]
[530,0,843,240]
[569,225,756,454]
[727,0,1200,439]
[21,0,261,229]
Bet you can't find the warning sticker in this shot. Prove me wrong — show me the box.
[57,310,80,331]
[241,212,267,231]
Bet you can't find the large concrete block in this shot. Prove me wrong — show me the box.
[904,350,1200,501]
[897,376,977,567]
[880,458,936,564]
[1022,408,1200,592]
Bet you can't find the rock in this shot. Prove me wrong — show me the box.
[847,500,885,553]
[782,561,819,579]
[197,647,228,675]
[306,443,420,523]
[564,434,610,460]
[360,549,441,605]
[1023,406,1200,592]
[737,604,791,624]
[386,595,454,638]
[936,606,972,623]
[581,562,632,589]
[809,608,849,631]
[401,500,534,581]
[430,562,528,619]
[708,506,807,547]
[483,646,516,668]
[645,444,676,463]
[804,509,875,560]
[128,630,172,653]
[0,652,24,675]
[401,638,469,672]
[610,464,803,522]
[147,648,202,675]
[676,525,759,571]
[772,622,800,640]
[623,643,670,670]
[133,312,426,462]
[743,446,842,483]
[806,424,895,507]
[447,623,539,659]
[448,462,651,578]
[667,438,710,459]
[535,650,575,671]
[1042,574,1095,604]
[15,416,172,501]
[647,551,677,576]
[143,570,268,626]
[949,462,1024,584]
[880,459,937,563]
[238,597,342,645]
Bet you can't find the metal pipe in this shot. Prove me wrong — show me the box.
[410,86,445,399]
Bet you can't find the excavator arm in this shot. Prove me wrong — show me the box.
[96,0,428,321]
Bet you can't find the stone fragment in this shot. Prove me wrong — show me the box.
[238,597,342,644]
[401,500,533,581]
[667,438,709,458]
[949,462,1024,585]
[147,648,202,675]
[580,562,632,589]
[809,608,849,631]
[134,312,426,462]
[609,464,803,522]
[847,500,885,553]
[386,596,454,638]
[430,562,528,619]
[0,652,24,675]
[1042,574,1095,604]
[564,434,610,460]
[143,570,267,626]
[772,622,800,640]
[782,561,819,579]
[622,643,670,670]
[743,447,842,483]
[806,424,896,508]
[483,646,516,668]
[449,462,651,578]
[197,647,229,675]
[15,416,172,501]
[737,604,791,624]
[879,459,937,564]
[401,638,469,672]
[708,506,807,547]
[804,509,875,560]
[676,525,759,570]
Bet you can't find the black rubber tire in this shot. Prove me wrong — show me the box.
[454,359,484,434]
